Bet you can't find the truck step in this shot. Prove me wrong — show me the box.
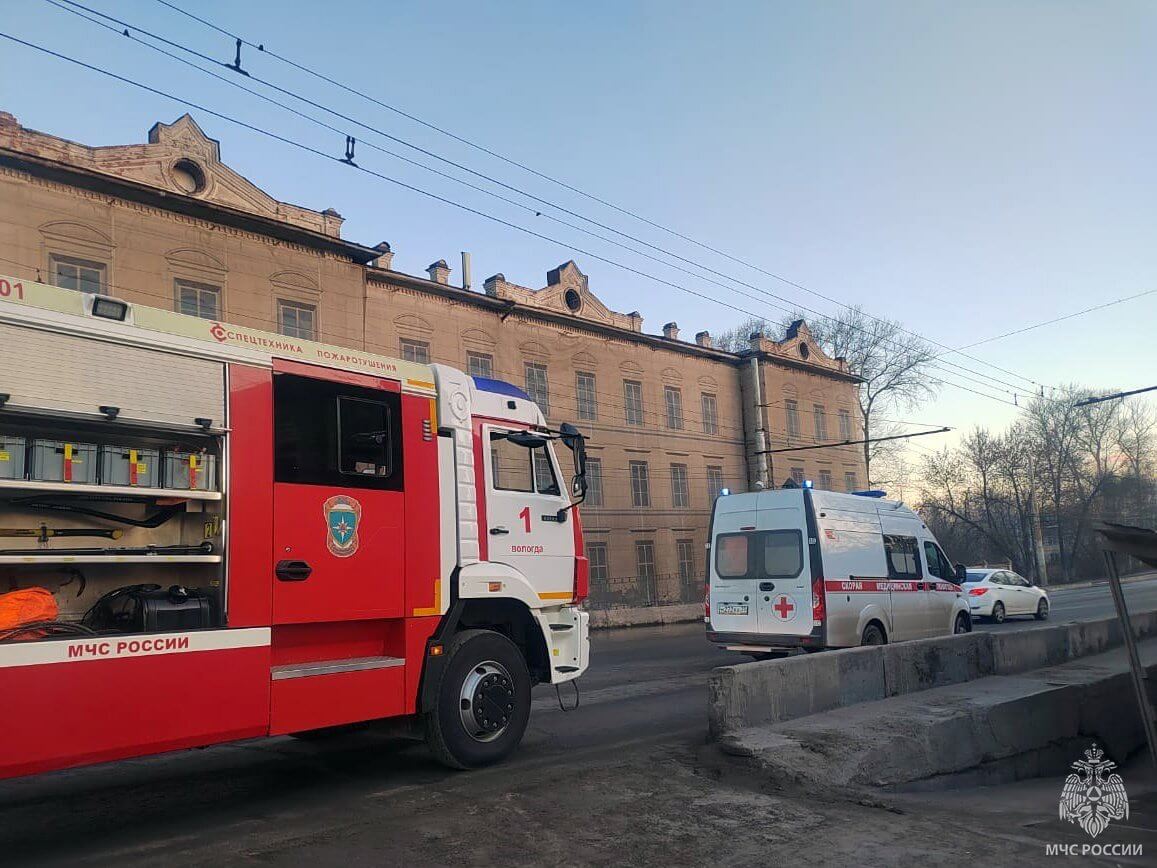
[554,665,580,673]
[548,623,574,631]
[271,656,405,681]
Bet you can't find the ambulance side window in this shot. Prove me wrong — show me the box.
[274,373,404,491]
[922,541,945,579]
[883,534,921,580]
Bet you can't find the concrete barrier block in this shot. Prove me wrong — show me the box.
[1065,617,1120,659]
[882,632,994,697]
[989,625,1069,675]
[707,645,885,737]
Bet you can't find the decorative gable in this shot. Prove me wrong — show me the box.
[482,261,643,332]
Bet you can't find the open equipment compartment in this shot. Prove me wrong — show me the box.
[0,318,230,644]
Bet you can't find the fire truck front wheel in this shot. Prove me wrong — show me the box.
[424,628,532,769]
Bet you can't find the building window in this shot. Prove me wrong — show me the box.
[467,352,493,378]
[838,409,853,440]
[813,404,828,441]
[629,460,650,507]
[845,471,859,492]
[791,466,805,486]
[400,339,431,365]
[635,540,656,581]
[664,386,684,430]
[525,362,550,416]
[701,393,718,435]
[623,380,645,426]
[671,463,690,508]
[576,371,598,421]
[818,469,833,490]
[707,466,724,501]
[587,542,609,582]
[677,538,696,585]
[785,399,800,438]
[584,457,603,506]
[175,279,220,320]
[50,255,106,295]
[278,300,316,340]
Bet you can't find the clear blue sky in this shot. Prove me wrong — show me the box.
[2,0,1154,442]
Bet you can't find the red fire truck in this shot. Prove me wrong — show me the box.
[0,274,590,778]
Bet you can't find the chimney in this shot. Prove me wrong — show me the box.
[373,241,393,271]
[483,273,505,297]
[695,330,712,348]
[461,251,472,291]
[628,311,643,333]
[662,321,680,341]
[427,259,451,285]
[749,331,765,353]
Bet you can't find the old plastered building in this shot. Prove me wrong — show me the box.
[0,111,864,608]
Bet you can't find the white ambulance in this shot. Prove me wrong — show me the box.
[706,487,971,654]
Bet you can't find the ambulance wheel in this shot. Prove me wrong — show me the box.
[860,623,887,646]
[424,629,531,770]
[991,602,1006,624]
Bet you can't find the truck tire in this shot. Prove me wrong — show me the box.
[860,623,886,646]
[424,629,532,770]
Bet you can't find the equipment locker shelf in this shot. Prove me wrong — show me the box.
[0,479,222,501]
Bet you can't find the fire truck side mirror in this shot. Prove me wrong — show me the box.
[558,423,587,478]
[504,431,548,449]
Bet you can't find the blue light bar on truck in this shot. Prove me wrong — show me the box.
[852,489,887,498]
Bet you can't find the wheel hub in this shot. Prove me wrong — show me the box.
[459,660,516,743]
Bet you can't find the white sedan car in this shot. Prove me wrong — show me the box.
[962,568,1050,623]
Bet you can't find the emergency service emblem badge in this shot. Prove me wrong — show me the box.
[1059,743,1129,838]
[323,495,362,558]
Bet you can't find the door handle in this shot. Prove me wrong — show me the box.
[759,581,776,592]
[275,560,313,582]
[490,526,510,536]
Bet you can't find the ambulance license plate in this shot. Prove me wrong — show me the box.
[717,602,748,616]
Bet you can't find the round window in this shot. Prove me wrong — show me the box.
[564,288,582,312]
[799,342,810,359]
[172,159,207,195]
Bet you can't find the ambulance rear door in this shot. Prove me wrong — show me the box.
[752,491,811,638]
[707,494,761,635]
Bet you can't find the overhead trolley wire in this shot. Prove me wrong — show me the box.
[47,0,1044,399]
[0,28,1021,412]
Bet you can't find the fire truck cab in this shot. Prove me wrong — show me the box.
[0,274,590,778]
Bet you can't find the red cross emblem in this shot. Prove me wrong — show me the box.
[773,595,795,620]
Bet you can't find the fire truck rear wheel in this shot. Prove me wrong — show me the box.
[425,629,532,769]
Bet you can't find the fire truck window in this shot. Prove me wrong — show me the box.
[715,533,750,578]
[533,448,560,496]
[490,432,534,492]
[339,397,392,477]
[274,374,403,490]
[883,534,921,580]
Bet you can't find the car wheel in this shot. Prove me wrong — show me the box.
[424,629,531,770]
[954,612,971,634]
[860,623,886,646]
[991,601,1006,624]
[1035,598,1049,621]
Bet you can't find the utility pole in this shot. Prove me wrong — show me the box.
[1027,453,1049,587]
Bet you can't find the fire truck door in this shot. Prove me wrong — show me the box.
[271,368,406,624]
[482,424,574,601]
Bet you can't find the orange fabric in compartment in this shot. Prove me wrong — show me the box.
[0,587,59,630]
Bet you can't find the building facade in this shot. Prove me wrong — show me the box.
[0,111,865,608]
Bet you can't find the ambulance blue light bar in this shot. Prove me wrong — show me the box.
[471,377,531,401]
[852,489,888,498]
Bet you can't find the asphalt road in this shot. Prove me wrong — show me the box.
[2,576,1155,866]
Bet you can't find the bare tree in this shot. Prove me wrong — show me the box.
[806,308,939,485]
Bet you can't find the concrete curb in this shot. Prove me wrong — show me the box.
[590,603,702,630]
[708,608,1157,739]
